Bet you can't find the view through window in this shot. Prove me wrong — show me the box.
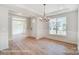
[12,16,26,35]
[49,17,66,36]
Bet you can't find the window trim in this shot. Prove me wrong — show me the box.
[49,16,67,36]
[12,16,27,35]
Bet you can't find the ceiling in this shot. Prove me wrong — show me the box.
[1,4,78,17]
[23,4,78,15]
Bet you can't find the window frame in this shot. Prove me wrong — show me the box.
[49,16,67,36]
[12,16,26,35]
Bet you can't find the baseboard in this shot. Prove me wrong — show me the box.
[26,36,36,39]
[23,36,77,46]
[39,37,77,46]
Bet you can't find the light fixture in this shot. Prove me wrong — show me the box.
[40,4,49,22]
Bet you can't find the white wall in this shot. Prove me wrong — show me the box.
[31,18,37,37]
[26,17,32,36]
[28,18,49,39]
[48,11,78,44]
[34,11,78,44]
[0,6,9,50]
[27,18,37,38]
[66,11,78,44]
[36,19,48,39]
[78,8,79,51]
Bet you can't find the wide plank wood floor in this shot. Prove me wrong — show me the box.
[0,37,77,55]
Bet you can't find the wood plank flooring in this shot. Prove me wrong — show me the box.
[0,37,77,55]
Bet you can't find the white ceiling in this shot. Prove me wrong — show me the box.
[23,4,78,15]
[1,4,78,17]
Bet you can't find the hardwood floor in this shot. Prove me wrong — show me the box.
[0,37,77,55]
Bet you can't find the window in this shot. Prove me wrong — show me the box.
[12,16,26,35]
[49,17,66,36]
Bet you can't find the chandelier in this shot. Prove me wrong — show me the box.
[40,4,49,22]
